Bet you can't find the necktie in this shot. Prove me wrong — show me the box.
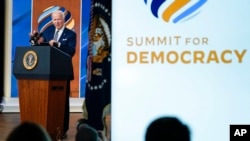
[53,30,59,41]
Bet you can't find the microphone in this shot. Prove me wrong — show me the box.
[29,31,42,45]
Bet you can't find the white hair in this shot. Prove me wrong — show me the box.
[51,10,65,19]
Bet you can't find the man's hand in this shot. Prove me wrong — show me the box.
[49,40,59,47]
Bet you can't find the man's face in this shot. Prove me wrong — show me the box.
[52,13,64,30]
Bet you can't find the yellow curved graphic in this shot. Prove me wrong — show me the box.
[162,0,190,22]
[66,19,75,30]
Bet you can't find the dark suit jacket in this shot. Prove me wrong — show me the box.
[42,27,76,57]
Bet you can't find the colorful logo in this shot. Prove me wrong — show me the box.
[144,0,207,23]
[37,6,75,32]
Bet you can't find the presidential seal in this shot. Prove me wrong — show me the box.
[23,50,38,70]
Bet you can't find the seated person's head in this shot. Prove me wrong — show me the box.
[6,121,52,141]
[75,125,99,141]
[102,103,111,141]
[145,116,190,141]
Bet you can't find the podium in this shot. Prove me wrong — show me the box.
[13,46,73,140]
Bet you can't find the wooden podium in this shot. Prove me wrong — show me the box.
[13,46,74,140]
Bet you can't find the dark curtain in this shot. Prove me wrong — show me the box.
[0,0,5,104]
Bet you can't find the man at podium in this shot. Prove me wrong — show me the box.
[30,9,76,139]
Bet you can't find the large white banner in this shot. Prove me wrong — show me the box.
[112,0,250,141]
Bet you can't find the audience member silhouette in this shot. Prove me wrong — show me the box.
[75,124,100,141]
[6,121,52,141]
[145,116,190,141]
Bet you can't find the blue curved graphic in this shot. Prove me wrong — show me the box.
[151,0,166,18]
[173,0,207,23]
[38,6,60,23]
[145,0,207,23]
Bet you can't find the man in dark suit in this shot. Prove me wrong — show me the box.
[41,10,76,57]
[39,10,77,139]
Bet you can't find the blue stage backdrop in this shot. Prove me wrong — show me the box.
[11,0,31,97]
